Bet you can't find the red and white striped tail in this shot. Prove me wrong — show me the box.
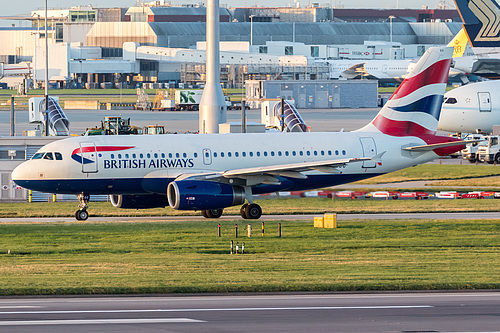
[358,47,453,138]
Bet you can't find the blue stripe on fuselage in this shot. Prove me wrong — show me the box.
[14,173,383,196]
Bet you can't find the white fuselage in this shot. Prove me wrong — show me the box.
[439,80,500,133]
[12,131,438,196]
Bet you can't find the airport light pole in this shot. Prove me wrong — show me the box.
[45,0,49,136]
[250,15,254,46]
[389,15,395,45]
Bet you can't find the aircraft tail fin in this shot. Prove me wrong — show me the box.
[455,0,500,51]
[447,28,469,57]
[357,47,453,137]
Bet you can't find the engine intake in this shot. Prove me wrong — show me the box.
[167,180,245,210]
[110,194,167,209]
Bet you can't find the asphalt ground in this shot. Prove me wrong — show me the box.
[0,292,498,333]
[0,107,379,135]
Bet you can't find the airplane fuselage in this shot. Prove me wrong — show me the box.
[13,131,439,196]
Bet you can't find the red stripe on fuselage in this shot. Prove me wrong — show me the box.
[390,59,452,101]
[71,146,135,155]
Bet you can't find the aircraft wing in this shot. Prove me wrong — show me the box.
[174,154,384,186]
[402,139,483,152]
[342,63,369,79]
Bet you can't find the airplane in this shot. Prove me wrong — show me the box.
[452,0,500,78]
[439,80,500,133]
[328,59,413,83]
[12,47,469,221]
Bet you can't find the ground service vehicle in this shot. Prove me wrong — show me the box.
[477,136,500,163]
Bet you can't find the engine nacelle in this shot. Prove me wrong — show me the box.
[167,180,245,210]
[110,194,167,209]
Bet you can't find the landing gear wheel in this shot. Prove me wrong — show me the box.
[75,193,90,221]
[244,203,262,220]
[240,203,249,218]
[201,210,209,218]
[204,209,223,219]
[495,154,500,163]
[75,209,89,221]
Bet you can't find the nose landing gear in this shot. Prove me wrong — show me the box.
[75,193,90,221]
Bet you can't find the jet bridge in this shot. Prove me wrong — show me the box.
[29,97,70,136]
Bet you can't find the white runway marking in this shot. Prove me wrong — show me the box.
[0,305,433,315]
[0,318,205,326]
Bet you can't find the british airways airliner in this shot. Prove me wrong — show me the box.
[13,47,467,220]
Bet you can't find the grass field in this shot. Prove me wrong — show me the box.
[2,196,500,219]
[354,164,500,184]
[0,218,498,295]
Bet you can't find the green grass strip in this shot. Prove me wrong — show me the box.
[0,219,498,295]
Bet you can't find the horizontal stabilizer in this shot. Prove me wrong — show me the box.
[402,139,483,152]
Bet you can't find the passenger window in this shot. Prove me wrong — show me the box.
[300,151,303,156]
[140,153,143,158]
[264,152,268,157]
[335,150,339,155]
[169,153,173,158]
[183,153,187,158]
[194,153,198,158]
[154,153,158,158]
[321,151,325,156]
[214,152,218,157]
[314,151,318,156]
[271,151,275,156]
[176,153,180,158]
[306,151,310,156]
[292,151,296,156]
[228,152,232,157]
[125,154,129,159]
[161,153,165,158]
[55,152,63,160]
[43,152,54,160]
[242,152,246,157]
[342,150,346,155]
[133,154,137,158]
[31,152,44,160]
[118,154,122,159]
[221,152,225,157]
[278,151,282,156]
[235,152,239,157]
[249,152,253,157]
[256,152,260,157]
[328,150,332,156]
[111,154,115,159]
[147,153,151,158]
[285,151,289,156]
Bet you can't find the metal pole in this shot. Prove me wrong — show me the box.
[10,96,15,136]
[241,101,246,133]
[250,15,253,46]
[44,0,49,136]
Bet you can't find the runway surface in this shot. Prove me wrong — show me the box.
[0,292,498,332]
[1,212,500,223]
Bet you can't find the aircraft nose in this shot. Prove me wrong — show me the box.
[12,161,31,183]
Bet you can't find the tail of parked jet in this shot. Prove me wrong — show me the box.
[358,47,453,137]
[454,0,500,52]
[447,28,469,57]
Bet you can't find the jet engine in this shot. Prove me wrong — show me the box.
[167,180,245,210]
[110,194,167,209]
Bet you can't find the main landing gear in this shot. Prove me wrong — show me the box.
[200,203,263,219]
[75,193,90,221]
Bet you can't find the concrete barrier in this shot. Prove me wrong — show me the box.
[64,101,100,110]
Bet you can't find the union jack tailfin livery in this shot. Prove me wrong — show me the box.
[358,47,453,138]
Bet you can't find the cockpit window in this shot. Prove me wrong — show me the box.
[43,152,54,160]
[31,152,44,160]
[444,97,457,104]
[55,152,63,160]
